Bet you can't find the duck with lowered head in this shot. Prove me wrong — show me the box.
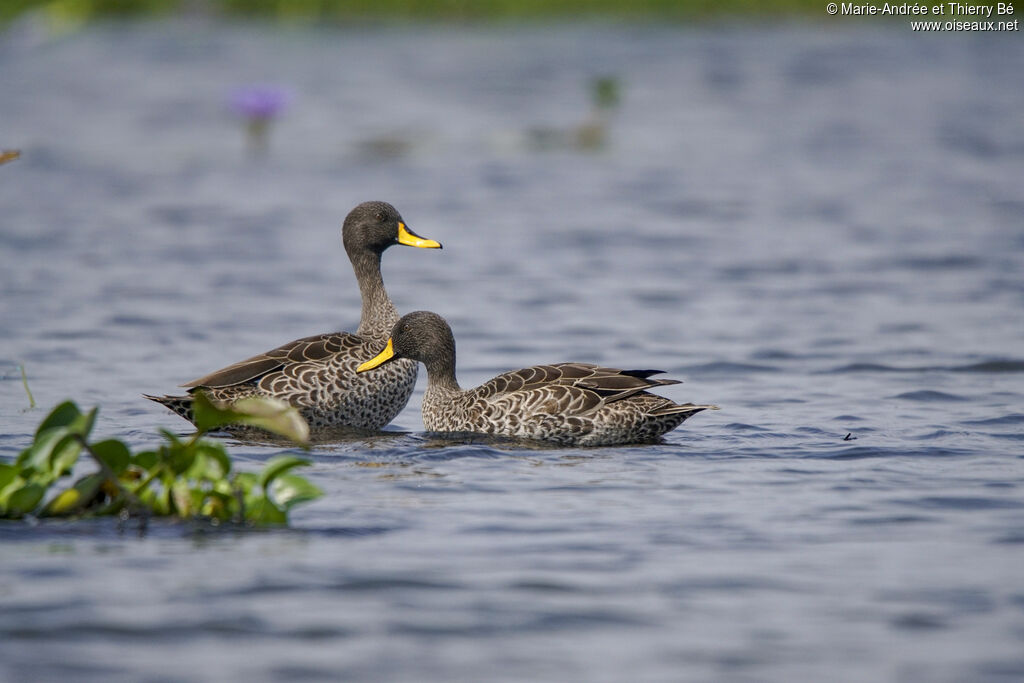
[358,311,716,446]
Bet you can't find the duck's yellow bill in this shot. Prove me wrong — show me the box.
[357,339,395,373]
[397,222,442,249]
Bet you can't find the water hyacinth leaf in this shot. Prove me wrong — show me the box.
[166,441,198,475]
[201,490,234,520]
[17,427,82,482]
[139,483,171,516]
[41,473,105,517]
[213,478,234,497]
[257,455,311,491]
[192,391,310,445]
[231,397,309,445]
[159,429,184,447]
[17,428,63,473]
[90,440,131,475]
[272,473,322,510]
[48,432,84,479]
[5,483,46,516]
[232,471,259,504]
[186,442,231,480]
[234,471,258,491]
[171,481,193,517]
[42,404,97,444]
[34,401,82,437]
[133,450,159,471]
[190,489,209,512]
[4,398,321,526]
[182,452,213,481]
[30,405,97,479]
[244,498,287,526]
[0,473,28,513]
[0,463,17,492]
[191,391,234,433]
[73,406,99,440]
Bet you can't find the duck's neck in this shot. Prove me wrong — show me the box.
[351,250,398,341]
[424,354,461,395]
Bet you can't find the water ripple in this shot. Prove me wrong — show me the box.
[892,390,969,402]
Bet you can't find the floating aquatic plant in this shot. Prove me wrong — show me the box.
[228,85,292,156]
[575,75,621,150]
[591,75,621,111]
[0,149,20,165]
[0,393,320,526]
[527,75,623,152]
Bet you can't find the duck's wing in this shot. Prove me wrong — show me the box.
[474,362,681,406]
[181,332,363,388]
[557,363,681,403]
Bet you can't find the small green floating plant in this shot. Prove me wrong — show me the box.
[0,393,321,526]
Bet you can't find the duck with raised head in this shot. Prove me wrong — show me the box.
[357,311,716,446]
[146,201,441,430]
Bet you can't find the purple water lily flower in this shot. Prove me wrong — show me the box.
[229,85,293,121]
[229,85,294,156]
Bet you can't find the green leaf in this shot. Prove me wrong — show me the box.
[257,455,311,491]
[212,479,235,497]
[171,481,194,517]
[17,427,64,472]
[17,404,96,480]
[232,471,262,519]
[34,401,81,437]
[71,406,99,441]
[271,473,323,511]
[0,473,28,513]
[244,497,287,525]
[0,463,17,492]
[232,397,310,445]
[17,427,82,482]
[5,483,46,517]
[49,433,83,478]
[234,471,258,491]
[235,472,264,509]
[191,391,233,433]
[89,440,132,475]
[41,473,105,517]
[139,484,171,516]
[133,450,159,471]
[167,444,197,475]
[192,392,309,445]
[185,442,231,480]
[200,490,233,520]
[9,396,316,525]
[159,429,184,447]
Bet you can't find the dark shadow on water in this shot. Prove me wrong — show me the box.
[0,515,302,543]
[891,390,969,402]
[205,427,689,459]
[412,430,683,453]
[207,426,412,449]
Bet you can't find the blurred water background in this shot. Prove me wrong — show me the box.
[1,5,1023,682]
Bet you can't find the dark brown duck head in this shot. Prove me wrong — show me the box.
[342,201,441,257]
[342,202,441,340]
[357,311,458,387]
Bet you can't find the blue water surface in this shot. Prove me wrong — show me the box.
[1,19,1023,683]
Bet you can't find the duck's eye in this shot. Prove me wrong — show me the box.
[375,210,387,222]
